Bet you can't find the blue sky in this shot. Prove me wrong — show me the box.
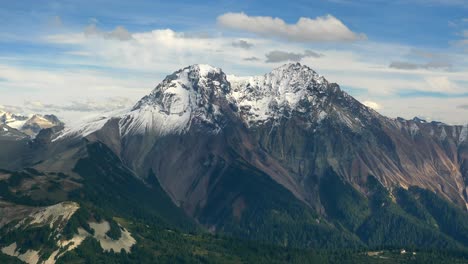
[0,0,467,124]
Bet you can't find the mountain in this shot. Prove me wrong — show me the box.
[58,63,468,210]
[1,63,468,263]
[0,110,64,137]
[0,111,29,129]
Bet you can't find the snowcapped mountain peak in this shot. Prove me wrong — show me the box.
[195,63,223,76]
[271,62,316,75]
[0,110,63,137]
[59,63,375,139]
[267,62,326,85]
[120,65,233,137]
[134,64,230,110]
[228,63,334,126]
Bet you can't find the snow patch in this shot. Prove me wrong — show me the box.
[54,63,376,138]
[16,202,79,230]
[44,228,89,264]
[439,127,447,140]
[88,221,136,253]
[409,123,420,136]
[57,64,229,139]
[317,111,327,122]
[228,63,329,126]
[53,108,128,140]
[460,125,468,143]
[1,243,40,264]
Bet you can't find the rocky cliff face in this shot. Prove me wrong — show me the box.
[52,63,468,214]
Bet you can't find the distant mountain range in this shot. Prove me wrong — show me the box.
[1,63,468,263]
[0,110,63,137]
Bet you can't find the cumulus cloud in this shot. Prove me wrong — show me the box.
[265,50,323,63]
[217,12,366,42]
[363,101,382,110]
[232,39,253,49]
[389,61,452,70]
[84,24,133,41]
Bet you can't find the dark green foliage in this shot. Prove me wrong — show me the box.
[407,187,468,245]
[47,179,61,192]
[319,169,370,231]
[356,177,461,250]
[357,204,460,250]
[395,187,437,227]
[7,171,31,187]
[0,180,53,206]
[57,172,68,179]
[62,206,94,239]
[0,225,56,254]
[106,218,122,240]
[0,253,23,263]
[365,176,391,209]
[56,219,468,264]
[198,159,362,249]
[5,141,468,262]
[0,168,12,174]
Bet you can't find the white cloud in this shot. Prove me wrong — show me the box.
[424,76,461,93]
[25,97,134,113]
[45,24,133,43]
[363,101,382,110]
[0,104,24,114]
[376,97,468,125]
[217,12,366,42]
[14,26,468,125]
[0,64,149,122]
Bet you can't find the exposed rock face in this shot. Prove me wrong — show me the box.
[21,115,63,136]
[3,63,468,254]
[48,63,468,214]
[127,64,233,136]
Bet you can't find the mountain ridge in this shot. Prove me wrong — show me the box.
[2,63,468,263]
[0,110,63,137]
[52,63,468,212]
